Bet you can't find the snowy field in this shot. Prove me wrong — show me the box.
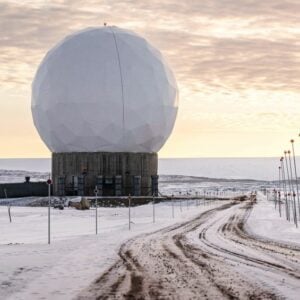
[0,200,222,299]
[246,194,300,247]
[75,194,300,299]
[1,194,300,299]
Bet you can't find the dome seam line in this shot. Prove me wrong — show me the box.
[110,27,125,142]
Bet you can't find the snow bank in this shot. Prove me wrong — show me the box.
[246,193,300,246]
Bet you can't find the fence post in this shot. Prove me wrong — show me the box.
[94,186,98,235]
[47,179,52,244]
[172,195,174,218]
[8,205,12,223]
[278,166,281,217]
[128,194,131,230]
[278,191,282,217]
[152,194,155,223]
[281,157,290,221]
[4,189,11,223]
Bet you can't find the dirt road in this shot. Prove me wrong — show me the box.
[77,197,300,299]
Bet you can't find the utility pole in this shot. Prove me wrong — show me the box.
[278,166,282,217]
[4,189,12,223]
[281,157,289,221]
[291,139,300,221]
[288,150,297,227]
[284,151,293,222]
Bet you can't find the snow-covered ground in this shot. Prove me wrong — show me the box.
[159,175,271,195]
[181,195,300,299]
[77,195,300,299]
[1,177,300,299]
[0,200,222,299]
[246,193,300,246]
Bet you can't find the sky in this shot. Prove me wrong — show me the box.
[1,0,300,158]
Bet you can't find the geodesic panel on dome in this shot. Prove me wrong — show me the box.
[31,26,178,153]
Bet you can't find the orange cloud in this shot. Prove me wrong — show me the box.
[1,0,300,158]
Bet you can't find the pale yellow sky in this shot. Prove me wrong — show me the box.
[1,0,300,158]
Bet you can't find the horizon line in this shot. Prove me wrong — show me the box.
[0,155,291,160]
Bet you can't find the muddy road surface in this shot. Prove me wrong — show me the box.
[77,197,300,299]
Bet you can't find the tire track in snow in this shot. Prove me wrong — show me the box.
[77,198,299,299]
[188,197,300,299]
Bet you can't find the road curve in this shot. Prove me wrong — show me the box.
[77,197,300,300]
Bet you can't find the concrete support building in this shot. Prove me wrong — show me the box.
[52,152,158,196]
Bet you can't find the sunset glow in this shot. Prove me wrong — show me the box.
[1,0,300,158]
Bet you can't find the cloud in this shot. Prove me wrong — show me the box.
[1,0,300,157]
[1,0,300,94]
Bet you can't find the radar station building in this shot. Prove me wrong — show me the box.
[31,26,178,196]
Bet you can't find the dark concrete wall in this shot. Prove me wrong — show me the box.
[0,182,48,198]
[52,152,158,196]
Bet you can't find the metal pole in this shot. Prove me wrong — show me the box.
[152,194,155,223]
[284,151,293,221]
[172,195,174,218]
[283,158,290,220]
[95,190,98,235]
[8,206,12,223]
[288,150,298,227]
[4,189,12,223]
[48,182,51,244]
[293,191,298,227]
[128,195,131,230]
[291,139,300,221]
[278,166,282,217]
[281,156,290,221]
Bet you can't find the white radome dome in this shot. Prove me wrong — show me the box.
[32,26,178,153]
